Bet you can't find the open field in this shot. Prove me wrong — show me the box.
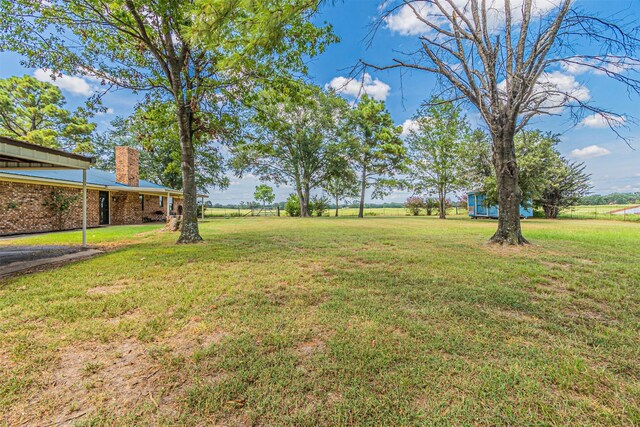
[1,217,639,425]
[205,207,472,218]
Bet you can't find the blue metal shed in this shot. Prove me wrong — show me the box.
[467,192,533,219]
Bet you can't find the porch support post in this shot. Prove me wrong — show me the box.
[167,191,170,218]
[82,169,87,248]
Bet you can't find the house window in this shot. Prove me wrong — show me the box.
[140,194,144,211]
[159,196,164,208]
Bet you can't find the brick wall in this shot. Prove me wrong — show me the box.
[0,181,100,235]
[142,195,165,222]
[109,191,142,226]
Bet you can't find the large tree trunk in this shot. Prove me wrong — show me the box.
[543,203,559,219]
[438,187,446,219]
[490,132,529,245]
[176,103,203,244]
[335,195,339,217]
[298,185,311,217]
[358,167,366,218]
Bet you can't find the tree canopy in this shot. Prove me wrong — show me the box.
[0,0,334,243]
[0,75,95,153]
[346,95,404,218]
[404,100,470,219]
[232,81,347,217]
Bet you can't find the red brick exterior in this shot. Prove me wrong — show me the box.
[0,181,100,235]
[115,146,139,187]
[0,180,184,236]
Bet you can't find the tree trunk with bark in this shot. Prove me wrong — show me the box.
[297,184,311,217]
[358,167,367,218]
[543,203,559,219]
[490,132,529,245]
[438,187,446,219]
[175,103,203,244]
[335,195,339,216]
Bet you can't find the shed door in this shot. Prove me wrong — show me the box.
[99,191,110,225]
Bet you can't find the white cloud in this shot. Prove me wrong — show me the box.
[33,69,95,96]
[561,56,640,76]
[570,145,611,160]
[384,0,559,36]
[527,71,591,114]
[581,113,626,128]
[400,118,420,137]
[325,73,391,101]
[96,108,114,116]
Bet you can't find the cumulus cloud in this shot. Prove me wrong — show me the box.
[525,71,591,114]
[325,73,391,101]
[33,69,95,96]
[400,118,420,137]
[384,0,559,36]
[580,113,626,129]
[570,145,611,160]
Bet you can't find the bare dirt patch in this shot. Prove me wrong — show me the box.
[295,337,326,357]
[86,285,128,296]
[4,338,182,426]
[168,318,228,357]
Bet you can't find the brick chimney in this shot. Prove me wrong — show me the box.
[115,146,139,187]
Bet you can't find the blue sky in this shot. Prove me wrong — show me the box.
[1,0,638,203]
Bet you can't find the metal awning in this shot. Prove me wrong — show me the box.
[0,136,94,169]
[0,136,94,247]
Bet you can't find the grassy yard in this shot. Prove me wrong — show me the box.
[1,217,639,425]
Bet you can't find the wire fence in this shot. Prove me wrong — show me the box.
[201,204,640,221]
[557,205,640,221]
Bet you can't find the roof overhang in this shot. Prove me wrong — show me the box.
[0,172,203,198]
[0,136,94,169]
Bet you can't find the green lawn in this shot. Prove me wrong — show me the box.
[1,217,639,425]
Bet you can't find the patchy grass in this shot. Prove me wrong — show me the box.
[1,217,639,425]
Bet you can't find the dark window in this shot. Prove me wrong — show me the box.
[140,194,144,211]
[159,196,164,208]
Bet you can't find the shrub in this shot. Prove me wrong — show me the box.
[405,196,425,216]
[424,198,439,216]
[43,189,80,230]
[284,193,301,217]
[311,195,330,217]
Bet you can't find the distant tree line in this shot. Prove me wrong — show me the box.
[578,193,640,206]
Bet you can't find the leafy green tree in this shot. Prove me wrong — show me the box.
[1,0,333,243]
[405,101,470,219]
[538,161,591,218]
[322,170,359,217]
[254,184,276,210]
[346,95,404,218]
[95,100,228,193]
[0,75,95,153]
[232,82,347,217]
[466,130,591,218]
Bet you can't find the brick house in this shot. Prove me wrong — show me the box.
[0,144,186,236]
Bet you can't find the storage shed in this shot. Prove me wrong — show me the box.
[467,191,533,219]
